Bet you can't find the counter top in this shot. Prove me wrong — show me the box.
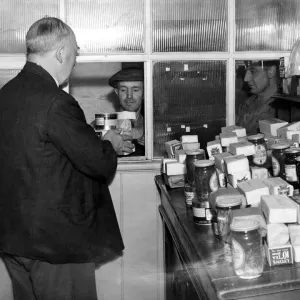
[155,175,300,300]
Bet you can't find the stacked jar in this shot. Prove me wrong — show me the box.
[184,150,205,207]
[192,160,219,225]
[270,143,290,179]
[284,148,300,195]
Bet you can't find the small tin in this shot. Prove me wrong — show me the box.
[284,148,300,193]
[95,113,118,130]
[271,143,290,178]
[247,134,268,167]
[230,220,264,279]
[185,149,205,186]
[192,199,212,225]
[184,183,197,207]
[194,160,219,201]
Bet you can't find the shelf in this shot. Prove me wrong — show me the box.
[271,92,300,104]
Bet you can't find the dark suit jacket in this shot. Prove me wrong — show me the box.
[0,62,124,264]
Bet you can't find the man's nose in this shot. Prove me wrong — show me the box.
[127,89,133,98]
[244,70,252,82]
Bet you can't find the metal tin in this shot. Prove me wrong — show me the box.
[194,160,219,201]
[271,143,290,178]
[192,200,212,225]
[185,149,205,186]
[284,148,300,193]
[230,220,264,279]
[184,183,197,207]
[95,113,118,130]
[216,198,242,245]
[247,133,268,167]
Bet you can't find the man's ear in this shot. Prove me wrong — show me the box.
[114,88,119,96]
[55,46,64,63]
[267,65,276,78]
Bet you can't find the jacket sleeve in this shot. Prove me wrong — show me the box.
[46,92,117,182]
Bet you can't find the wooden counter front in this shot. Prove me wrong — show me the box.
[155,175,300,300]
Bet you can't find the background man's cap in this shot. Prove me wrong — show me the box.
[244,60,263,69]
[109,67,144,87]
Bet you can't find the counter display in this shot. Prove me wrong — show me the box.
[155,175,300,300]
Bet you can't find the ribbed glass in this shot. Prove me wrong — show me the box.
[0,0,60,53]
[0,69,20,89]
[65,0,144,54]
[152,0,227,52]
[236,0,300,51]
[153,61,226,157]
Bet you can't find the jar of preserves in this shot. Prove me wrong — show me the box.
[184,183,197,207]
[284,148,300,194]
[194,160,219,201]
[247,134,269,168]
[216,198,242,245]
[192,199,212,225]
[230,220,264,279]
[271,143,290,178]
[95,113,118,130]
[185,150,205,186]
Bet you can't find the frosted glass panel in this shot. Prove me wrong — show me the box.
[153,61,226,157]
[236,0,300,51]
[65,0,144,53]
[0,70,20,89]
[0,0,60,53]
[152,0,227,52]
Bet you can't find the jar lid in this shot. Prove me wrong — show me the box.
[271,143,290,150]
[193,159,215,167]
[216,197,242,208]
[185,149,205,156]
[230,220,260,232]
[95,113,118,119]
[285,148,300,154]
[247,133,265,141]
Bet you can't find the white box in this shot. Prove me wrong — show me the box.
[175,149,186,164]
[206,140,222,158]
[224,154,249,175]
[162,158,177,173]
[219,132,238,147]
[182,142,200,152]
[165,140,182,157]
[117,111,137,120]
[228,170,251,188]
[266,223,289,247]
[264,243,293,266]
[229,141,256,156]
[213,152,232,173]
[286,130,300,140]
[237,179,269,207]
[166,162,187,176]
[262,177,293,196]
[258,118,288,137]
[261,195,298,223]
[180,135,198,143]
[250,167,269,180]
[289,195,300,224]
[221,125,247,138]
[216,168,227,188]
[277,121,300,138]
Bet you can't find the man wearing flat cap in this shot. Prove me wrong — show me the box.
[109,67,145,155]
[236,60,280,135]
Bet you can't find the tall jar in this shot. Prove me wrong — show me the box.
[270,143,290,178]
[284,148,300,194]
[185,149,206,186]
[193,160,219,202]
[230,220,264,279]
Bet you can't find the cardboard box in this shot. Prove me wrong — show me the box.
[214,152,232,173]
[259,118,288,137]
[181,135,198,143]
[224,154,249,175]
[221,125,246,137]
[207,140,222,159]
[264,243,293,266]
[175,149,186,164]
[219,132,238,147]
[262,177,294,196]
[165,140,182,158]
[250,167,268,180]
[166,161,187,175]
[182,142,200,152]
[162,158,177,173]
[229,141,256,156]
[163,173,185,188]
[228,170,251,188]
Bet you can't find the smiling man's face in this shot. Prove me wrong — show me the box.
[115,81,144,112]
[244,66,270,94]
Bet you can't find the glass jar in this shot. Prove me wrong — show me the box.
[284,148,300,194]
[194,160,219,201]
[95,113,118,130]
[216,198,242,245]
[271,143,290,178]
[184,183,197,207]
[192,199,212,225]
[185,149,205,186]
[230,220,264,279]
[247,133,269,168]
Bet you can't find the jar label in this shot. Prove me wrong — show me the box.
[193,207,205,218]
[206,208,212,221]
[231,238,245,270]
[271,155,280,176]
[209,171,219,192]
[95,117,105,126]
[253,144,267,165]
[285,164,297,182]
[184,191,195,205]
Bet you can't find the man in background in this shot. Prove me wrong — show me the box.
[236,60,281,135]
[109,67,145,155]
[0,17,131,300]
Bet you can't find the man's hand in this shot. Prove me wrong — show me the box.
[102,129,135,155]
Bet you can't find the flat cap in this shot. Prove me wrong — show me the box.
[109,67,144,87]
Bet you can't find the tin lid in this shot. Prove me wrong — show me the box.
[285,148,300,154]
[216,198,242,208]
[185,149,205,156]
[230,220,260,232]
[247,133,265,141]
[193,159,215,167]
[271,143,290,150]
[95,113,118,119]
